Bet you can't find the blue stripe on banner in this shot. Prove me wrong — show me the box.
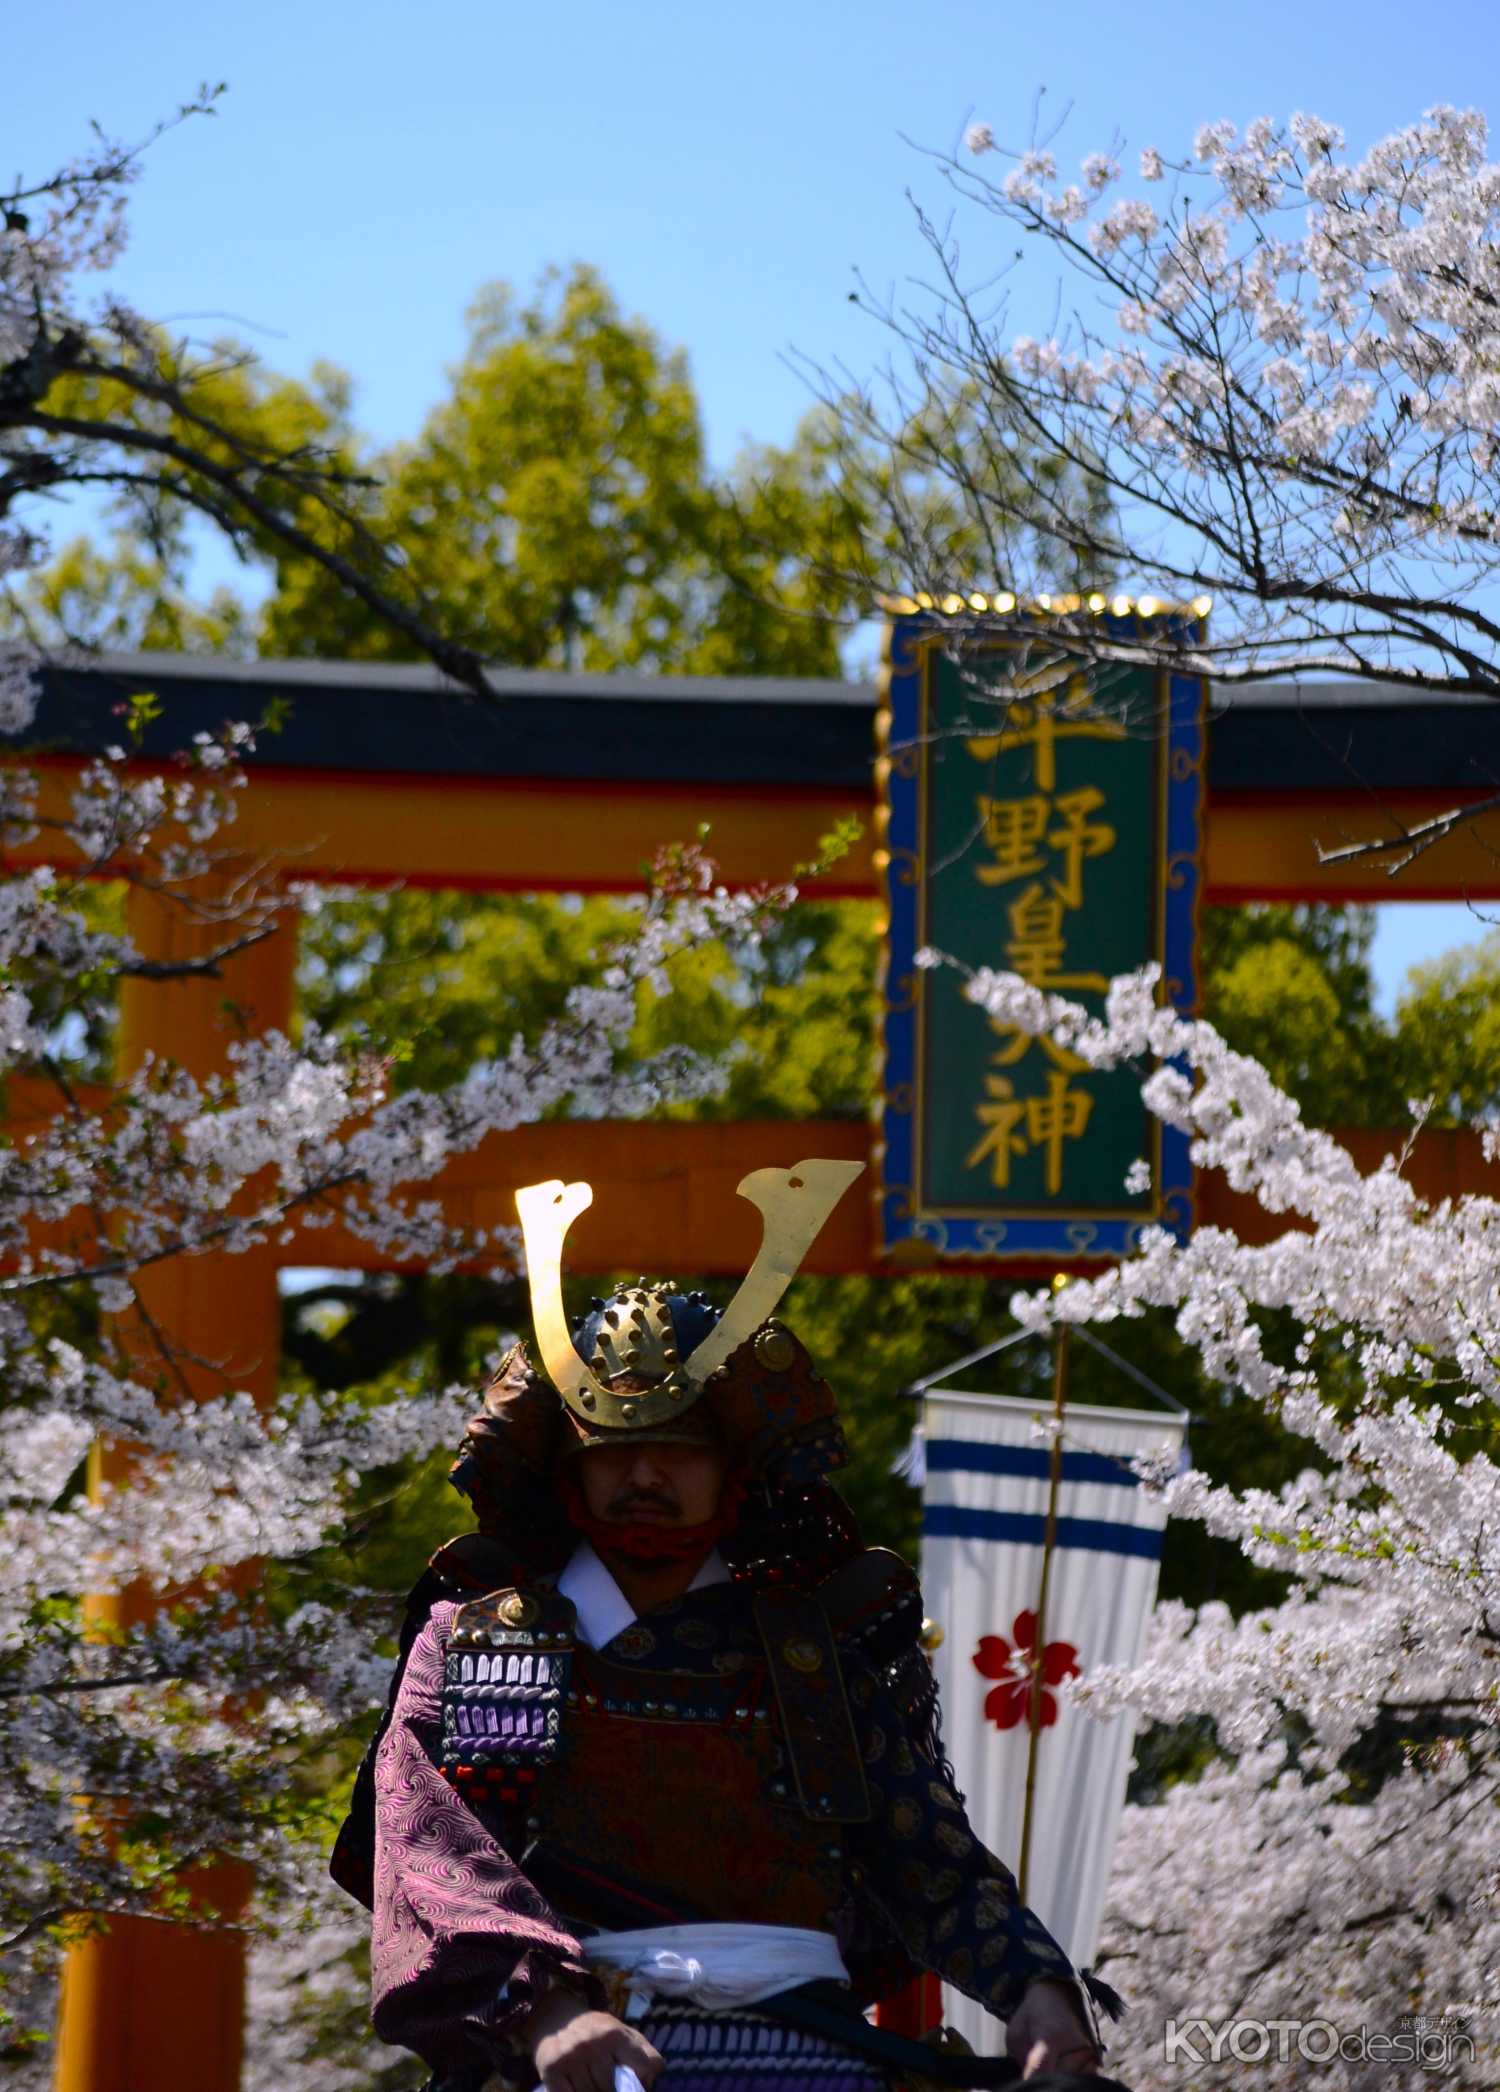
[923,1505,1164,1561]
[926,1439,1139,1489]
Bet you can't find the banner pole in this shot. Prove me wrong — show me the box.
[1018,1317,1070,1902]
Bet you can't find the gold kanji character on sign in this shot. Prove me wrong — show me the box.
[985,1014,1089,1075]
[1005,884,1109,993]
[1046,786,1116,908]
[966,1074,1029,1188]
[1024,1071,1095,1195]
[975,794,1049,887]
[965,683,1127,792]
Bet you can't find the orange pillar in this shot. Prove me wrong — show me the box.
[54,880,294,2092]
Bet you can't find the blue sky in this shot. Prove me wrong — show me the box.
[11,0,1500,1002]
[1369,903,1495,1012]
[13,0,1499,465]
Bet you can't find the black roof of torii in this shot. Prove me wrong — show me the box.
[21,652,1489,796]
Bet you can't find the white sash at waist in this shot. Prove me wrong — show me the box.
[583,1921,850,2014]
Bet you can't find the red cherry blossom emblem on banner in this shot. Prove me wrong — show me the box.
[973,1610,1080,1730]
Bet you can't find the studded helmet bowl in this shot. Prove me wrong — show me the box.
[561,1282,723,1451]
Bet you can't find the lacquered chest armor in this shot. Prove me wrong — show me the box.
[539,1645,844,1930]
[439,1578,872,1928]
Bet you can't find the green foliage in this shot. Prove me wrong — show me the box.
[296,887,884,1119]
[259,267,793,673]
[166,264,871,680]
[1195,901,1500,1134]
[635,902,883,1121]
[11,261,1122,679]
[1198,902,1404,1126]
[1124,1714,1222,1804]
[297,888,639,1092]
[1392,923,1500,1120]
[4,341,362,655]
[6,533,253,656]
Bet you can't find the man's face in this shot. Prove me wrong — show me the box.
[576,1436,729,1528]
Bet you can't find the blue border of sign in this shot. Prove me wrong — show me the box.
[875,610,1205,1264]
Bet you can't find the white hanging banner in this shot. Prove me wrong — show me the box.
[920,1386,1185,2056]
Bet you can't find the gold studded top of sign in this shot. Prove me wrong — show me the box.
[877,590,1213,620]
[514,1159,865,1433]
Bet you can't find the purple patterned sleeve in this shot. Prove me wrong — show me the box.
[371,1599,598,2074]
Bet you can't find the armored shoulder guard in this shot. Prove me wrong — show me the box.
[817,1547,923,1665]
[441,1585,575,1807]
[817,1548,944,1758]
[428,1531,528,1593]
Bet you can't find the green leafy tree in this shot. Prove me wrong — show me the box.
[7,533,253,657]
[296,888,641,1093]
[15,259,1121,682]
[1391,924,1500,1121]
[259,267,798,673]
[1197,902,1404,1127]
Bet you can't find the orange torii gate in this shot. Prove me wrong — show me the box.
[19,649,1500,2092]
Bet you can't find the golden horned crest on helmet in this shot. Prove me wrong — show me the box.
[514,1159,864,1432]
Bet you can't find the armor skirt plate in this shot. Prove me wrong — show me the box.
[635,2001,887,2092]
[423,2000,889,2092]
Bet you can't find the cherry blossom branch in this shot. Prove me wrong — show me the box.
[919,944,1500,2061]
[837,106,1500,721]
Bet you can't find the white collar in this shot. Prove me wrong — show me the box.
[557,1540,730,1651]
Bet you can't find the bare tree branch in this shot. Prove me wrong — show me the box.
[1317,792,1500,874]
[0,108,501,705]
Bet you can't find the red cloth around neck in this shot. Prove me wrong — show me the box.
[558,1467,745,1563]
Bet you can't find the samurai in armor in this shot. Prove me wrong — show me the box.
[331,1161,1118,2091]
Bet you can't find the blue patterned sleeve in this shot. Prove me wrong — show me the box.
[842,1654,1076,2022]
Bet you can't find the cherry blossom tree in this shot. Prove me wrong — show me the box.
[0,98,805,2080]
[0,104,779,2050]
[0,719,778,2059]
[938,954,1500,2085]
[848,103,1500,694]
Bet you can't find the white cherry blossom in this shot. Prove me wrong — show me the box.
[852,103,1500,701]
[0,729,789,2043]
[953,956,1500,2081]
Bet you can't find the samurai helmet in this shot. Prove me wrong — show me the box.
[514,1158,863,1439]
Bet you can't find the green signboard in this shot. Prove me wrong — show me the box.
[878,611,1205,1261]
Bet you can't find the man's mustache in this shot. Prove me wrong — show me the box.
[606,1488,680,1518]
